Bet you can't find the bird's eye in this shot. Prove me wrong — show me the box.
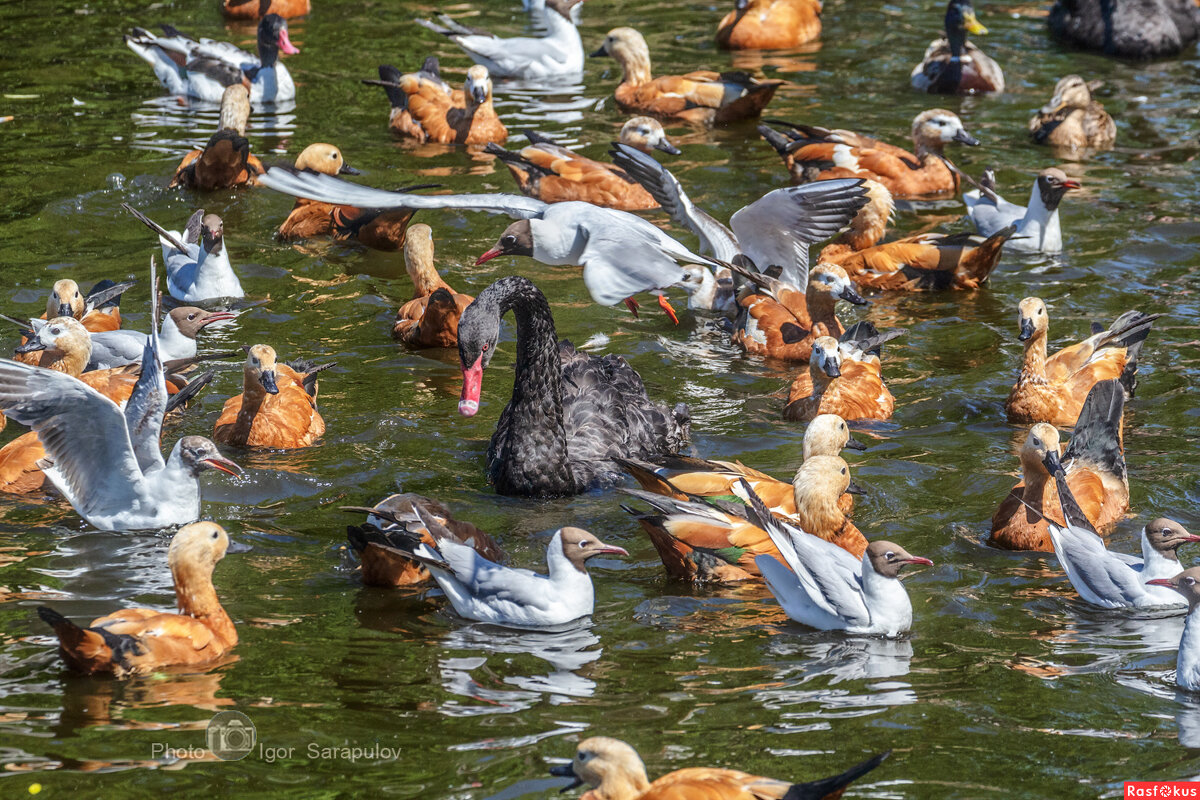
[840,467,847,475]
[481,343,489,352]
[1036,308,1043,315]
[188,313,198,320]
[212,531,220,540]
[1188,577,1196,586]
[1032,437,1041,447]
[502,235,516,247]
[579,540,589,548]
[50,327,60,335]
[840,423,846,430]
[74,291,81,298]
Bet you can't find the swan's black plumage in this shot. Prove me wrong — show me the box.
[458,276,689,497]
[1049,0,1200,58]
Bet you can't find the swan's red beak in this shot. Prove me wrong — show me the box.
[475,246,502,266]
[278,28,300,55]
[459,355,483,416]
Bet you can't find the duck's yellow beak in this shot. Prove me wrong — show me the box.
[963,10,988,35]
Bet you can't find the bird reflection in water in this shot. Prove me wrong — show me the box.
[1009,605,1184,680]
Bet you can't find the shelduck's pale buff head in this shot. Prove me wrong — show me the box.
[590,28,652,84]
[1144,519,1200,556]
[1036,168,1081,211]
[177,435,243,478]
[549,736,650,795]
[808,263,867,307]
[912,109,979,149]
[866,540,934,578]
[465,65,493,106]
[218,84,251,136]
[619,116,679,155]
[1021,422,1063,477]
[14,316,91,365]
[244,344,280,395]
[403,223,440,296]
[168,521,234,587]
[1016,296,1049,342]
[810,336,843,379]
[557,527,629,573]
[45,280,85,320]
[293,143,359,176]
[1146,566,1200,610]
[803,414,865,460]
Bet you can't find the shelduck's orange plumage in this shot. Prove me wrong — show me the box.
[372,61,507,145]
[593,27,782,126]
[759,109,978,197]
[624,453,868,583]
[732,263,867,362]
[552,736,888,800]
[785,331,898,422]
[221,0,310,20]
[486,117,680,210]
[38,522,240,677]
[345,494,504,587]
[716,0,822,50]
[13,279,126,364]
[277,142,424,252]
[1004,297,1158,427]
[213,344,330,449]
[991,381,1129,551]
[390,224,474,348]
[170,85,263,190]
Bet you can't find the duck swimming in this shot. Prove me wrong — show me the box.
[457,276,689,497]
[486,118,679,210]
[220,0,310,19]
[716,0,823,50]
[911,0,1004,94]
[391,224,474,348]
[1048,0,1200,58]
[759,109,978,197]
[1029,75,1116,151]
[213,345,331,449]
[169,85,263,190]
[125,14,299,104]
[784,327,901,422]
[371,61,507,146]
[1005,298,1158,426]
[37,522,242,676]
[592,27,783,125]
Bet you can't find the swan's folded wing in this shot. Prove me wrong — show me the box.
[259,168,548,219]
[607,143,740,261]
[1048,521,1146,609]
[0,360,144,517]
[730,178,868,288]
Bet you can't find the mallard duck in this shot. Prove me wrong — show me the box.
[1029,75,1116,151]
[911,0,1004,95]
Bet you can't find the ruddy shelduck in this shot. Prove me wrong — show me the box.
[371,61,507,145]
[170,85,263,190]
[486,118,679,210]
[785,329,899,422]
[716,0,822,50]
[623,453,869,584]
[551,736,889,800]
[760,109,978,197]
[13,278,127,364]
[220,0,310,19]
[733,263,868,362]
[991,380,1129,551]
[38,522,241,676]
[591,27,783,125]
[391,224,474,348]
[1029,75,1116,151]
[213,344,331,449]
[1005,298,1158,426]
[344,494,504,587]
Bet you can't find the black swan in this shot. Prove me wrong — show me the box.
[1049,0,1200,58]
[456,276,690,497]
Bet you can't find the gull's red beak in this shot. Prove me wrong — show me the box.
[459,355,483,416]
[278,28,300,55]
[1062,179,1081,190]
[475,247,502,266]
[1146,578,1175,587]
[205,457,244,477]
[595,544,629,556]
[904,556,934,566]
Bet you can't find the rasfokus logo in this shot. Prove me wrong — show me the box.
[206,710,257,761]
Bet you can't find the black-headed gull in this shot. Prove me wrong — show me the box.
[389,508,628,628]
[964,167,1079,254]
[417,0,585,80]
[743,481,931,636]
[124,14,299,104]
[1043,469,1198,610]
[87,306,236,370]
[124,205,244,303]
[609,143,869,291]
[256,166,728,313]
[0,261,241,530]
[1146,567,1200,691]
